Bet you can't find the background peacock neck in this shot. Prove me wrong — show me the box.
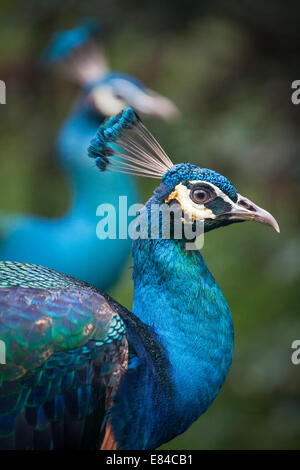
[56,100,138,217]
[132,235,234,422]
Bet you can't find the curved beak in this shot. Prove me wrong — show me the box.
[131,88,180,121]
[89,80,180,120]
[225,194,280,233]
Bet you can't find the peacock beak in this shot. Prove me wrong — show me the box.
[133,89,180,120]
[226,194,280,233]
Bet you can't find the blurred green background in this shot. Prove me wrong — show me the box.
[0,0,300,449]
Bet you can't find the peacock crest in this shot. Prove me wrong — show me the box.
[88,108,174,178]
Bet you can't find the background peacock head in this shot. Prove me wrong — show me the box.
[42,19,178,120]
[86,74,179,121]
[88,108,279,235]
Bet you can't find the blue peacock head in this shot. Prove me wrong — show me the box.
[88,108,280,234]
[42,20,178,120]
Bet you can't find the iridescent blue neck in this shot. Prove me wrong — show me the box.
[132,234,234,427]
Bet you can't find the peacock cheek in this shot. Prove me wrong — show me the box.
[205,197,232,216]
[164,185,216,222]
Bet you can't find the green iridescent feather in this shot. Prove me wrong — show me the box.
[0,261,128,448]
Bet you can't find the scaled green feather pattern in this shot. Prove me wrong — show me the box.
[0,261,126,384]
[0,261,88,289]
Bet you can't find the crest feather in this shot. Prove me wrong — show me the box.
[88,108,174,178]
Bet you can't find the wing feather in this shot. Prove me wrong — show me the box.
[0,262,128,449]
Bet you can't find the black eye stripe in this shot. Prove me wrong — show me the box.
[206,197,233,215]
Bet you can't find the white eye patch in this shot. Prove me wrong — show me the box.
[92,85,126,116]
[164,181,233,221]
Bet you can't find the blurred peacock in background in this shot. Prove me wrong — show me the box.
[0,20,178,290]
[0,109,279,450]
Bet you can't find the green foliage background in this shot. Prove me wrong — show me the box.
[0,0,299,449]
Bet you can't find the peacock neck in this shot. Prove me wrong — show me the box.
[132,235,234,423]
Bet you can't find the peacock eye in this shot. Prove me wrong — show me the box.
[190,187,212,204]
[114,92,123,100]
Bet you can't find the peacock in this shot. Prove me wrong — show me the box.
[0,20,178,290]
[0,109,279,450]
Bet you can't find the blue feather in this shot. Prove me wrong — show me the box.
[88,108,138,170]
[163,163,238,201]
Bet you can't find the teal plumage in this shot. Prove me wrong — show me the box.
[111,237,233,450]
[0,262,126,381]
[0,109,279,449]
[0,261,127,448]
[0,261,169,449]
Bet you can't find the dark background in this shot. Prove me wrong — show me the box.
[0,0,300,449]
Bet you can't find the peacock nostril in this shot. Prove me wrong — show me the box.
[239,199,256,212]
